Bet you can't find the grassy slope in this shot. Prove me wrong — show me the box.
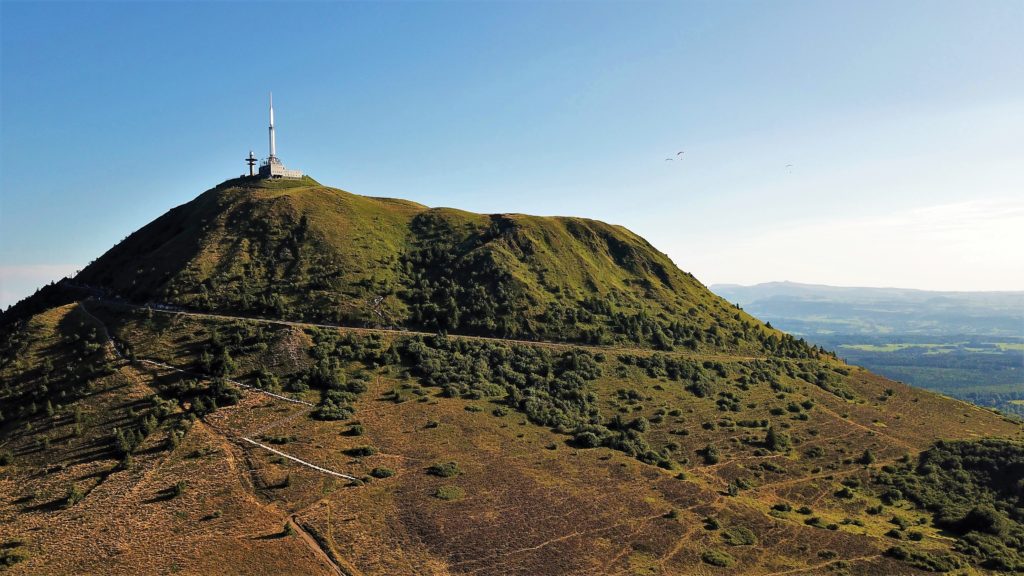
[1,303,1020,575]
[73,178,788,355]
[0,305,329,575]
[1,180,1021,574]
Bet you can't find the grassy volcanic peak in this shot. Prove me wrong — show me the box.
[75,177,818,357]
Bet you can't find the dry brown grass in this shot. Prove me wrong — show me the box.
[1,305,1020,575]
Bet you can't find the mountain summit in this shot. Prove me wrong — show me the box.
[76,177,813,358]
[1,179,1022,575]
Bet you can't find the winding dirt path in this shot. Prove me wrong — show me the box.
[92,299,765,363]
[240,438,359,482]
[76,301,355,576]
[290,514,346,576]
[136,358,314,407]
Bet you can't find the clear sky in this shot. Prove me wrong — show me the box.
[2,1,1022,308]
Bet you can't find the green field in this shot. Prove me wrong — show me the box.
[839,341,1021,354]
[825,337,1024,417]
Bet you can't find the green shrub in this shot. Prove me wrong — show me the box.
[434,485,465,501]
[835,486,855,499]
[722,526,757,546]
[63,484,85,508]
[261,434,295,445]
[702,445,720,465]
[370,467,395,479]
[574,431,600,448]
[344,446,376,457]
[885,546,963,572]
[0,545,28,568]
[701,549,735,567]
[804,517,828,529]
[764,426,790,452]
[427,461,460,477]
[172,480,187,498]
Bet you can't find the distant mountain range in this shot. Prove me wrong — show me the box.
[712,281,1024,337]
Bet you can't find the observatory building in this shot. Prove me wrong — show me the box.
[255,93,303,179]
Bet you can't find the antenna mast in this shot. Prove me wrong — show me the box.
[268,92,277,160]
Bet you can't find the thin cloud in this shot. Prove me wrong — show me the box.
[683,198,1024,291]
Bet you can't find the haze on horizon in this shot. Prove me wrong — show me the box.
[2,1,1022,308]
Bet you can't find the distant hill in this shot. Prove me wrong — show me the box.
[712,281,1024,417]
[0,180,1021,575]
[712,281,1024,337]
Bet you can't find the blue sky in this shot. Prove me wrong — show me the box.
[2,1,1022,307]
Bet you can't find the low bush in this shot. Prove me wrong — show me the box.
[344,446,376,458]
[427,461,460,477]
[701,549,735,567]
[722,526,757,546]
[172,480,187,498]
[434,485,465,501]
[370,467,395,479]
[0,546,28,568]
[885,546,963,572]
[702,445,720,465]
[63,484,85,508]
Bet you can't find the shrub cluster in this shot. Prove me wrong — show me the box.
[873,439,1024,571]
